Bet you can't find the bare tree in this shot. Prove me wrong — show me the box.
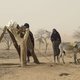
[35,29,51,54]
[73,27,80,40]
[2,30,12,50]
[42,30,51,54]
[36,37,44,50]
[35,29,45,50]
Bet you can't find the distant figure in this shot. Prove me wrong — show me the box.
[24,23,34,62]
[51,28,61,63]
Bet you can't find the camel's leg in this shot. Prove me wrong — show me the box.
[20,41,27,67]
[20,29,29,67]
[7,29,21,58]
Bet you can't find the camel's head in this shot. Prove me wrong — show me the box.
[6,21,22,37]
[17,25,27,38]
[7,21,29,39]
[7,20,18,30]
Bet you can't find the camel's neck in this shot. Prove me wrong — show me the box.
[8,27,29,45]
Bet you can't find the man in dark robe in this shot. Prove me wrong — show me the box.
[51,28,61,63]
[23,23,34,62]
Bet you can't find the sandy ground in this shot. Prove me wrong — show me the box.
[0,49,80,80]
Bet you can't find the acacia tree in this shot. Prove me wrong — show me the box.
[74,27,80,40]
[42,30,51,54]
[2,31,12,50]
[35,29,51,54]
[35,29,44,50]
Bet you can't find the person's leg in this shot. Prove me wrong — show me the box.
[57,56,60,63]
[27,50,31,63]
[27,56,30,62]
[54,55,56,63]
[56,41,61,63]
[52,42,57,63]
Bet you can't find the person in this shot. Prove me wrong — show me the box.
[24,23,34,62]
[51,28,61,63]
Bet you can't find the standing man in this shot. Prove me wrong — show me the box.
[24,23,34,62]
[51,28,61,63]
[17,23,39,64]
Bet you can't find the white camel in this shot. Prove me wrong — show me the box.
[0,21,39,67]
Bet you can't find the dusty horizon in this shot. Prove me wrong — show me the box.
[0,0,80,42]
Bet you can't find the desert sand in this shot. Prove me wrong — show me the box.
[0,43,80,80]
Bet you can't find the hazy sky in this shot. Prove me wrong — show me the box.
[0,0,80,41]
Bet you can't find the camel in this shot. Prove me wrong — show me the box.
[0,21,39,67]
